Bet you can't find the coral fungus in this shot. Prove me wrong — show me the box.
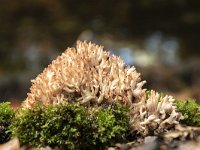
[22,41,183,136]
[131,90,183,136]
[22,41,146,109]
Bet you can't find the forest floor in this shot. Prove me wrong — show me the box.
[1,125,200,150]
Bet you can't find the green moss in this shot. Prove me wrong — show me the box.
[176,99,200,126]
[10,102,130,149]
[0,102,15,144]
[89,103,130,148]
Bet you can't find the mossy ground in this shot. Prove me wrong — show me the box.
[0,95,200,149]
[176,99,200,126]
[0,102,15,144]
[9,102,130,149]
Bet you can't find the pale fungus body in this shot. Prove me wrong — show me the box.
[22,41,182,136]
[23,41,145,108]
[131,90,183,135]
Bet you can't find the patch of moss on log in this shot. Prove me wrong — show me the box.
[176,99,200,126]
[10,102,130,149]
[0,102,15,144]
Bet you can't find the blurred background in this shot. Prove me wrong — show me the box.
[0,0,200,107]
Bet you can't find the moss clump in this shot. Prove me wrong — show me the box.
[10,102,130,149]
[0,102,15,144]
[90,103,130,148]
[176,99,200,126]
